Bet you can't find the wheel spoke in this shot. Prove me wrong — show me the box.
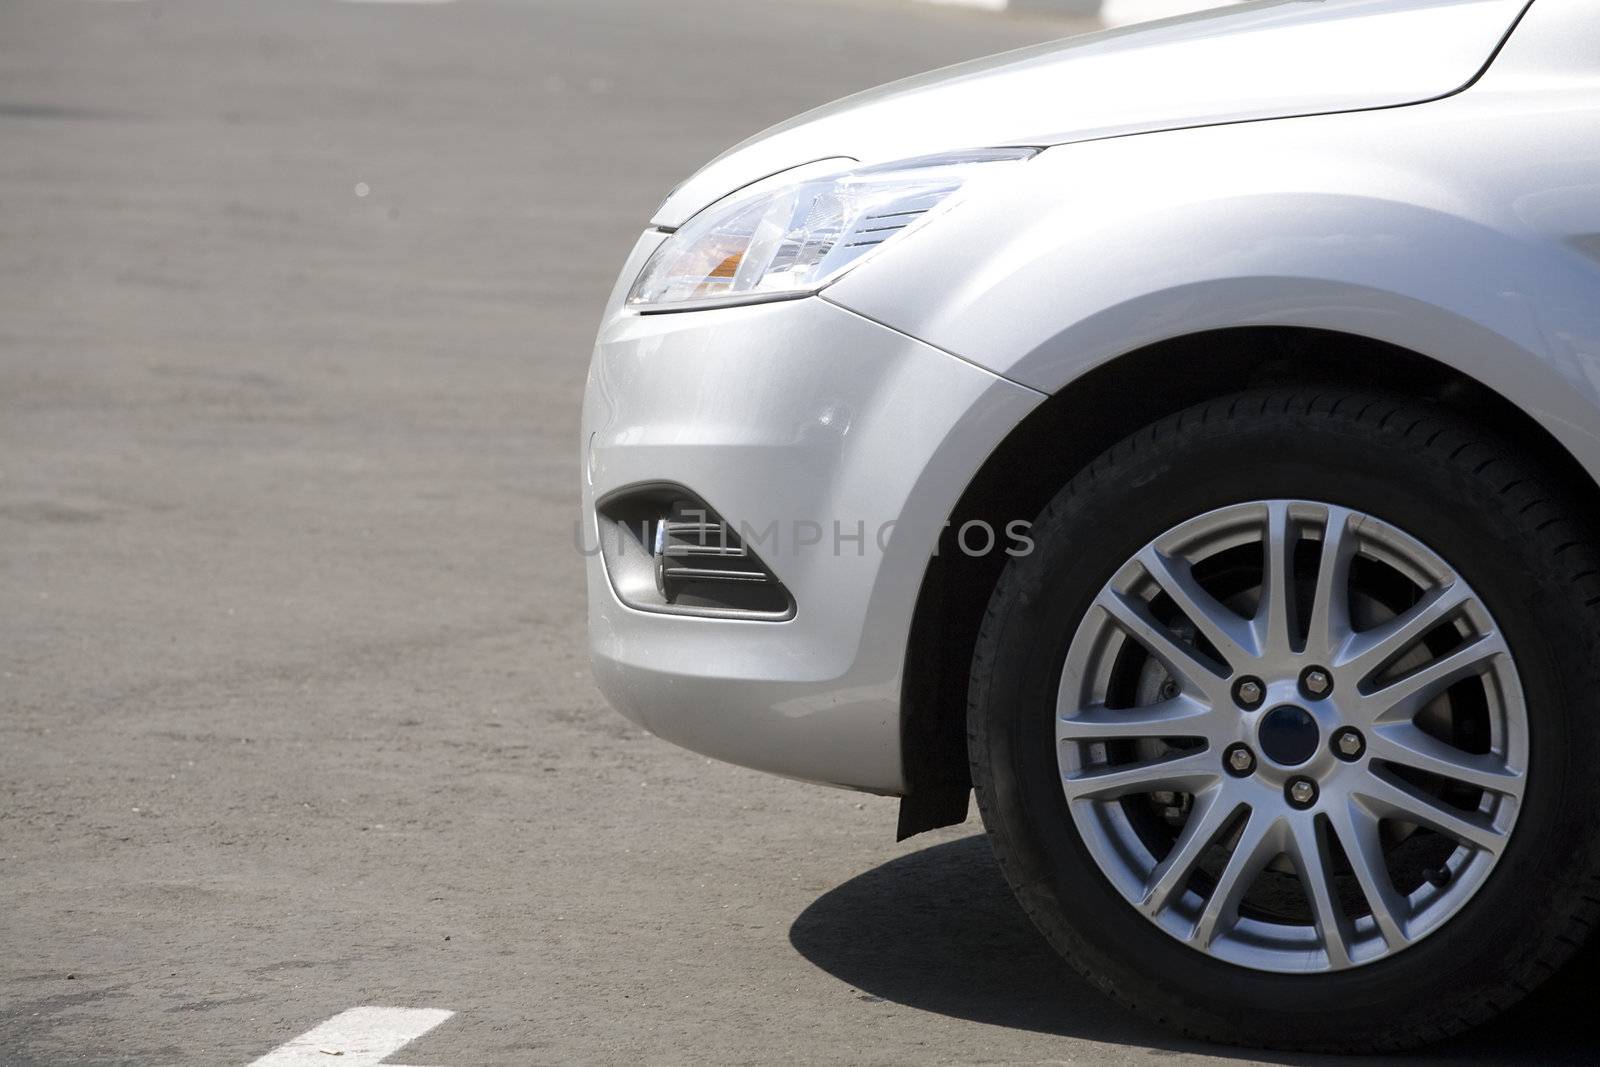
[1058,695,1218,743]
[1360,631,1509,725]
[1326,798,1411,950]
[1189,808,1286,949]
[1368,722,1524,797]
[1337,581,1473,683]
[1138,785,1241,918]
[1253,501,1299,659]
[1286,814,1353,969]
[1061,747,1220,802]
[1136,546,1257,672]
[1354,773,1507,855]
[1093,587,1226,699]
[1303,506,1359,660]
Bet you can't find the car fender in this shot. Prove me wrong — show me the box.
[824,93,1600,479]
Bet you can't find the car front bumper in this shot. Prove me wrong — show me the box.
[581,233,1042,793]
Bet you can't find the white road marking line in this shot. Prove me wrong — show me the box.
[249,1007,454,1067]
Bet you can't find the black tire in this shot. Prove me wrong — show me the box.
[968,388,1600,1052]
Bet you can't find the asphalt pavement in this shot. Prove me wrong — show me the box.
[4,1,1599,1064]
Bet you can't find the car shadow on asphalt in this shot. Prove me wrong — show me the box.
[788,832,1600,1065]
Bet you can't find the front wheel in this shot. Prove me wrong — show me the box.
[969,389,1600,1051]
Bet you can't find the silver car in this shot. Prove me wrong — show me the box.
[582,0,1600,1050]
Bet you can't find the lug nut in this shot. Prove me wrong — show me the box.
[1225,744,1256,777]
[1301,667,1333,698]
[1286,777,1318,808]
[1333,727,1365,760]
[1233,677,1265,710]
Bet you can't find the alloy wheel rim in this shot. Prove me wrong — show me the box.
[1055,500,1528,973]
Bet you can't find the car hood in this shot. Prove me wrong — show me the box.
[652,0,1529,228]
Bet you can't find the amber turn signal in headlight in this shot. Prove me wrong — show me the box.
[626,148,1038,312]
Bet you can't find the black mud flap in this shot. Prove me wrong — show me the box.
[895,786,970,842]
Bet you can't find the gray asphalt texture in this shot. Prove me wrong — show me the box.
[4,1,1599,1064]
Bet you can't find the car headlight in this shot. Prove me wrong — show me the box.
[626,148,1038,312]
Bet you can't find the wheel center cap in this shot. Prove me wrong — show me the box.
[1258,704,1319,766]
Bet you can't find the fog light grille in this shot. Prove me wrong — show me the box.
[596,487,793,620]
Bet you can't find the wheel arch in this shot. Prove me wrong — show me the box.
[896,324,1600,838]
